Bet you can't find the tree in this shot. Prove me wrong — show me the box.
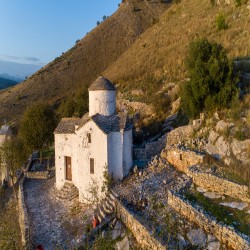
[181,38,237,118]
[0,137,27,199]
[19,103,57,161]
[58,85,88,118]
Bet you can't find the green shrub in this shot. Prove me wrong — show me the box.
[234,130,246,141]
[216,13,228,31]
[210,0,216,6]
[234,0,247,6]
[181,38,237,118]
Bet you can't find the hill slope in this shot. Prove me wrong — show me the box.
[104,0,250,87]
[0,0,169,124]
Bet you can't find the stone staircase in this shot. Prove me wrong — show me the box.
[53,182,79,200]
[95,190,119,225]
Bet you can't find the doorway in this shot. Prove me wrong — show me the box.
[65,156,72,181]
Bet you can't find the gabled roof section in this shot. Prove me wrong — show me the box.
[55,112,133,135]
[54,117,82,134]
[88,76,116,91]
[92,112,133,134]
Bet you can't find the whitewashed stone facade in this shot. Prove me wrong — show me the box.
[0,125,12,185]
[54,77,133,202]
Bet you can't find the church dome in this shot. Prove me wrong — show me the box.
[88,76,116,91]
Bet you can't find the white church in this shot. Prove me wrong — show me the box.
[54,76,133,202]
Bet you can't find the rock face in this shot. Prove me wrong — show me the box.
[187,229,207,248]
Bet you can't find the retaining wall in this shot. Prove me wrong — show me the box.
[168,191,250,250]
[24,171,50,179]
[115,198,165,250]
[187,167,250,203]
[134,134,166,162]
[162,147,208,172]
[18,177,31,250]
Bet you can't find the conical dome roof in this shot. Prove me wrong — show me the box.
[88,76,116,91]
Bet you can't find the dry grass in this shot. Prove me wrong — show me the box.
[104,0,250,86]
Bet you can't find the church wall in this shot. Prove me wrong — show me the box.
[76,121,108,202]
[123,130,133,177]
[54,133,76,190]
[89,90,116,116]
[108,132,123,180]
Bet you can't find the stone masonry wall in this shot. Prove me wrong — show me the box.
[115,198,165,250]
[162,147,208,172]
[134,134,166,162]
[187,166,250,203]
[168,191,250,250]
[24,171,50,179]
[18,177,31,250]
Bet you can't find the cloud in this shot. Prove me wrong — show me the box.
[0,54,41,64]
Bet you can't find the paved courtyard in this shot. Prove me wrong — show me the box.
[24,178,92,249]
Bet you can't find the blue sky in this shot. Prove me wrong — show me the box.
[0,0,120,65]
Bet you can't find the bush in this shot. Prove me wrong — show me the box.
[180,38,237,118]
[235,0,247,6]
[216,13,228,31]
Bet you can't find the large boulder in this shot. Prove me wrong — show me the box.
[215,136,230,156]
[231,139,250,165]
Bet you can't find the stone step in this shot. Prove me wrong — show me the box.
[53,182,79,200]
[104,199,114,211]
[103,203,113,214]
[99,206,107,219]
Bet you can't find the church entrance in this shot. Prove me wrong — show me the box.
[65,156,72,181]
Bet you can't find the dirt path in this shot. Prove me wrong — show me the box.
[24,178,91,249]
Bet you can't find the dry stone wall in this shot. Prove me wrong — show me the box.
[187,166,250,203]
[115,198,165,250]
[24,171,50,179]
[18,177,31,250]
[134,134,166,162]
[168,191,250,250]
[162,147,208,172]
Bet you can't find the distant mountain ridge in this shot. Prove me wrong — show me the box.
[0,73,23,83]
[0,77,18,90]
[0,60,43,79]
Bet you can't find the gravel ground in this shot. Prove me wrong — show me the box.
[24,178,92,250]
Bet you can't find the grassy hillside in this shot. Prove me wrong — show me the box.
[0,0,169,124]
[104,0,249,90]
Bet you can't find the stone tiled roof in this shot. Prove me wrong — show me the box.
[88,76,116,91]
[54,117,83,134]
[55,112,133,134]
[92,113,133,134]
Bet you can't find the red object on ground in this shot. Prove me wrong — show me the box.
[92,216,100,228]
